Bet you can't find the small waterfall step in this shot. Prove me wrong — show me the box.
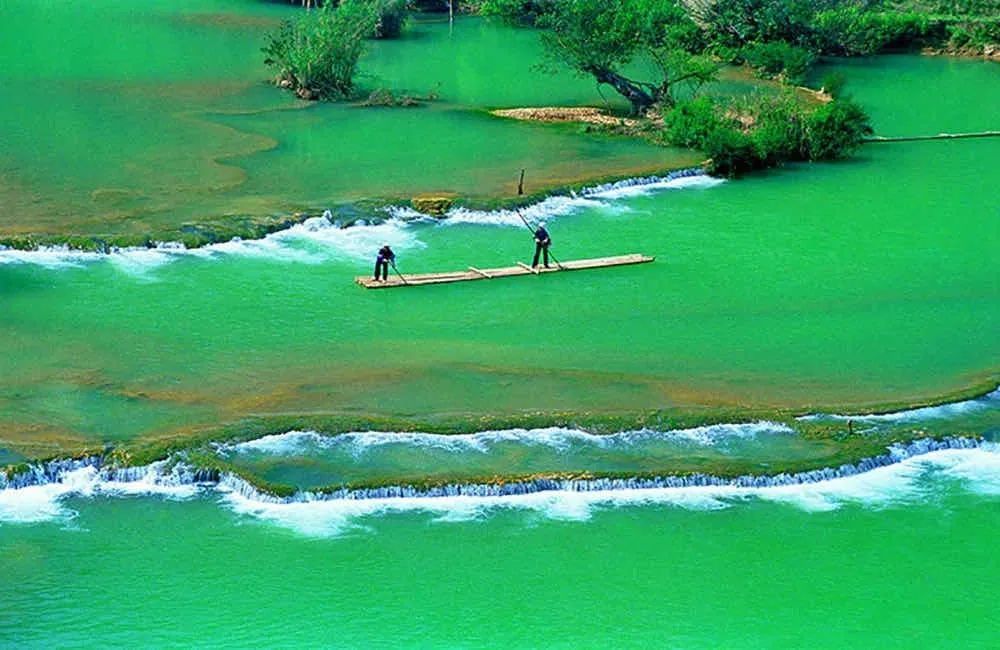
[355,253,654,289]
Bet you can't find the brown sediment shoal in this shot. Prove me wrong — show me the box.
[491,107,639,127]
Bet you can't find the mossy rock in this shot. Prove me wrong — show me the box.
[410,195,455,217]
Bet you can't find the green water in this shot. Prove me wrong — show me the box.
[215,389,1000,489]
[2,451,998,646]
[1,2,999,644]
[0,3,692,236]
[2,52,999,452]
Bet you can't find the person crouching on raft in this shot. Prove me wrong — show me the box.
[373,245,395,281]
[532,221,551,268]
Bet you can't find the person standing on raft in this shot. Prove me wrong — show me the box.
[532,221,551,268]
[373,245,395,281]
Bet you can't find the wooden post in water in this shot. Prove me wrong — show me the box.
[517,169,525,195]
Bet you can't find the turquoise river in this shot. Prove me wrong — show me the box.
[0,1,998,647]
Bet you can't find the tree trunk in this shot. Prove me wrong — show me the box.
[588,67,656,115]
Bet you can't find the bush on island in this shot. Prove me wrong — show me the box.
[263,0,410,101]
[663,92,872,176]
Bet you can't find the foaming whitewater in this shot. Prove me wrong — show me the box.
[218,421,793,458]
[0,169,717,269]
[421,168,722,227]
[3,438,997,536]
[0,216,422,274]
[217,438,998,535]
[799,386,1000,423]
[0,458,207,524]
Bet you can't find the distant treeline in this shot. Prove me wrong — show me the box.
[476,0,998,81]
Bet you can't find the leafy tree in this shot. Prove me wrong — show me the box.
[536,0,719,114]
[686,0,831,48]
[812,8,921,55]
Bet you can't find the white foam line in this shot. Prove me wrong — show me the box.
[798,387,1000,423]
[2,439,996,535]
[0,462,198,525]
[427,172,722,228]
[0,170,718,269]
[585,173,725,200]
[218,443,1000,537]
[0,245,97,269]
[219,421,794,457]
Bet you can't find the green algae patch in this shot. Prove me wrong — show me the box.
[410,195,456,216]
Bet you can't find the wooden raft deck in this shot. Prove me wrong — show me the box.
[356,253,654,289]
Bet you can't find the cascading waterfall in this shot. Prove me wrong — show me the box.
[1,437,984,504]
[0,457,219,491]
[578,167,706,197]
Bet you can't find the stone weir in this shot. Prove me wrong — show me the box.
[0,437,985,502]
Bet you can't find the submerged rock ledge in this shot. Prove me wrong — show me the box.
[0,168,706,253]
[0,437,985,502]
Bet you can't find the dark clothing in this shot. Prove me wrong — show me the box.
[532,227,550,268]
[532,243,550,268]
[374,246,395,280]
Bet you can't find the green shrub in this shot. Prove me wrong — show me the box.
[476,0,555,25]
[741,40,816,84]
[263,0,380,100]
[703,126,758,177]
[812,9,932,55]
[664,92,872,176]
[374,0,410,38]
[948,25,973,47]
[803,98,873,160]
[821,72,847,99]
[951,20,1000,49]
[744,94,807,163]
[662,96,721,149]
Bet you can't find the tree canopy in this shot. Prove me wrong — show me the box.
[534,0,720,114]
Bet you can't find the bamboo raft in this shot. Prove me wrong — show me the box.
[355,253,654,289]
